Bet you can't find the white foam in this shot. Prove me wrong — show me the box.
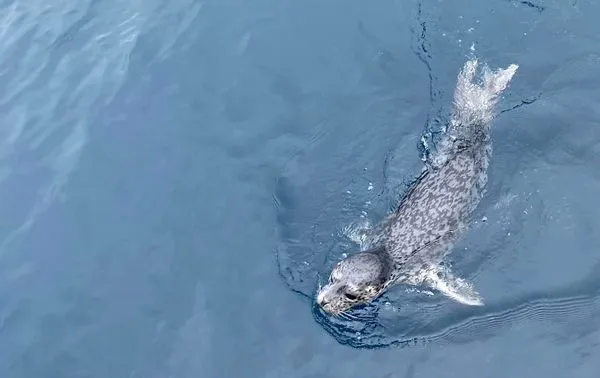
[342,218,373,249]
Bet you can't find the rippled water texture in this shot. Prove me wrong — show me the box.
[1,0,600,377]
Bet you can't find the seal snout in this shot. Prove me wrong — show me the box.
[316,284,335,306]
[316,283,340,314]
[316,290,328,306]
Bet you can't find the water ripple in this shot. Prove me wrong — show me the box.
[0,0,142,259]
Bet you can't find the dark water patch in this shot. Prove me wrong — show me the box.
[505,0,545,13]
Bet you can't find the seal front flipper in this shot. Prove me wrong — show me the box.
[423,266,484,306]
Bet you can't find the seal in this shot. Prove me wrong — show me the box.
[316,58,518,315]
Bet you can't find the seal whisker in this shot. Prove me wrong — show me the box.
[339,310,358,321]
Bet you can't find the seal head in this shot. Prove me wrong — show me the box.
[317,246,392,315]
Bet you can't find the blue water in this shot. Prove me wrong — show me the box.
[1,0,599,376]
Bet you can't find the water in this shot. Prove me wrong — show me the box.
[0,0,599,377]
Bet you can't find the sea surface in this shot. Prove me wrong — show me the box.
[1,0,599,377]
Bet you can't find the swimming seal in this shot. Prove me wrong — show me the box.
[316,59,518,315]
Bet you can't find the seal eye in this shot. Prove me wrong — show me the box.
[344,293,358,301]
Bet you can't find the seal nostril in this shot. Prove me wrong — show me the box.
[317,290,329,306]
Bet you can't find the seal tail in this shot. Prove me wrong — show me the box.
[427,59,518,168]
[448,59,518,143]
